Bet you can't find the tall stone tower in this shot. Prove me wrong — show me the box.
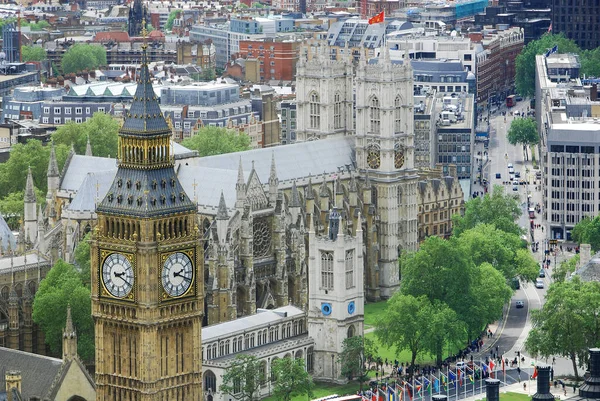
[91,40,203,400]
[355,48,418,300]
[128,0,148,37]
[296,44,354,141]
[307,208,364,382]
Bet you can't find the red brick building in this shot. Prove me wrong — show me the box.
[237,38,299,82]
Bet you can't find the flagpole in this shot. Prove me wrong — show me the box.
[446,365,450,401]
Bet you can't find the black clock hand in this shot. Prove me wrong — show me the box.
[173,270,191,281]
[114,271,125,278]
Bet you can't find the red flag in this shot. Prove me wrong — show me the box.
[532,367,538,379]
[368,11,385,24]
[407,385,413,400]
[502,358,505,373]
[489,360,495,370]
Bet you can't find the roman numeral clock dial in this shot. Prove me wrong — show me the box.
[102,253,134,299]
[162,252,194,298]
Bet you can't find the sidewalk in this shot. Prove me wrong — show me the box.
[460,380,580,401]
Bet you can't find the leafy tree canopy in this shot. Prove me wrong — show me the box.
[339,335,376,388]
[61,44,107,74]
[572,216,600,252]
[553,254,579,283]
[507,117,539,147]
[181,126,251,157]
[220,354,264,400]
[271,357,314,401]
[32,260,95,361]
[515,33,581,97]
[22,20,51,31]
[0,140,69,199]
[21,45,47,62]
[165,10,181,31]
[52,112,119,158]
[525,276,600,380]
[452,185,522,237]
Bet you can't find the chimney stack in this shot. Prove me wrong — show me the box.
[579,348,600,398]
[5,370,22,401]
[532,366,554,401]
[485,378,500,401]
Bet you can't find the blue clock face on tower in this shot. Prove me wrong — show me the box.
[348,301,356,315]
[321,303,332,316]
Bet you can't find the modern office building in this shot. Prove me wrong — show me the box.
[551,0,600,50]
[190,24,231,68]
[535,52,600,240]
[279,101,297,144]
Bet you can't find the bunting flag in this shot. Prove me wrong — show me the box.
[368,11,385,25]
[489,360,496,371]
[458,369,463,386]
[406,382,413,401]
[469,375,474,383]
[388,383,398,401]
[426,377,432,395]
[434,378,440,394]
[440,372,448,390]
[532,367,538,379]
[547,22,552,33]
[502,358,506,374]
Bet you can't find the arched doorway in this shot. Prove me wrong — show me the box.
[347,325,355,338]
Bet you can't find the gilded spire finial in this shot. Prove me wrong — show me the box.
[141,18,148,40]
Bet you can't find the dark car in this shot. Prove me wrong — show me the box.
[515,95,523,101]
[539,269,546,278]
[496,173,501,179]
[516,300,525,308]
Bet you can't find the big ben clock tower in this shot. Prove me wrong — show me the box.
[91,39,203,400]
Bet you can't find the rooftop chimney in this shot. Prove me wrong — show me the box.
[532,366,554,401]
[5,370,22,401]
[579,348,600,398]
[580,244,592,267]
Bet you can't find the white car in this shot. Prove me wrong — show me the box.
[512,184,519,191]
[535,279,544,289]
[508,167,515,174]
[508,163,514,169]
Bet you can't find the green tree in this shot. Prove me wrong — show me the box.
[61,44,107,74]
[507,118,539,161]
[572,216,600,252]
[515,33,581,97]
[513,248,541,282]
[21,45,47,62]
[22,20,50,31]
[580,48,600,77]
[339,335,376,390]
[376,294,457,372]
[553,254,579,283]
[0,188,45,230]
[32,260,94,361]
[0,140,69,199]
[74,233,91,287]
[271,357,314,401]
[165,10,181,31]
[452,185,522,237]
[52,112,119,157]
[525,277,600,380]
[181,127,251,157]
[421,300,465,365]
[220,354,264,400]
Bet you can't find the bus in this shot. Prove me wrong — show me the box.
[506,95,516,108]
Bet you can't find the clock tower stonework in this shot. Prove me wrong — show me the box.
[91,42,203,400]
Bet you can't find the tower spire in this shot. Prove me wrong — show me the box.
[62,304,78,361]
[217,191,229,220]
[25,167,36,203]
[47,143,59,177]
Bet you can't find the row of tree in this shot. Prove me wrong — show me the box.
[220,354,313,401]
[370,186,539,374]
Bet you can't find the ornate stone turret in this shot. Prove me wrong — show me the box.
[268,152,279,205]
[24,167,37,244]
[62,305,77,361]
[216,191,229,245]
[47,143,60,197]
[8,269,19,349]
[236,158,246,209]
[289,181,301,224]
[22,272,33,352]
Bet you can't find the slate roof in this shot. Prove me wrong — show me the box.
[60,155,117,192]
[0,347,63,400]
[574,254,600,282]
[0,252,50,273]
[184,136,355,184]
[67,170,117,212]
[178,166,247,213]
[203,305,304,341]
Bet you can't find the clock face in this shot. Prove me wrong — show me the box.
[367,149,380,169]
[162,252,194,297]
[102,253,134,298]
[395,148,405,169]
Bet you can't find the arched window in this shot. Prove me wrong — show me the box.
[347,325,355,338]
[394,96,402,133]
[309,92,320,129]
[369,96,380,133]
[271,357,279,381]
[260,360,267,385]
[204,370,217,393]
[334,92,342,129]
[320,251,334,290]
